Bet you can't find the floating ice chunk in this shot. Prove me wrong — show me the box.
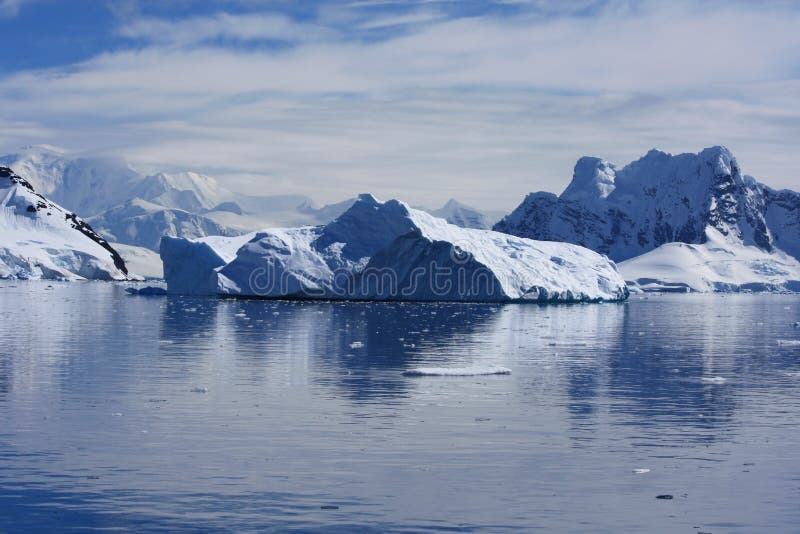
[125,286,167,296]
[403,365,511,377]
[793,322,800,328]
[349,341,364,349]
[700,376,727,384]
[190,386,209,393]
[777,339,800,346]
[632,468,650,474]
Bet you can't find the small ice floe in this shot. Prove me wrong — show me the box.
[700,376,727,384]
[349,341,364,349]
[112,412,123,417]
[793,322,800,328]
[125,286,167,296]
[777,339,800,346]
[632,468,650,474]
[190,386,209,393]
[403,365,511,377]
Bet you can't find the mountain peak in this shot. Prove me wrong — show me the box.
[356,193,381,205]
[495,145,780,263]
[561,156,616,202]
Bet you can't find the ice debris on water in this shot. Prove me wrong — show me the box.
[190,386,209,393]
[125,286,167,296]
[403,365,511,377]
[349,341,364,349]
[700,376,727,384]
[777,339,800,346]
[632,468,650,474]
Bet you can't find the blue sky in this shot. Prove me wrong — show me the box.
[1,0,799,209]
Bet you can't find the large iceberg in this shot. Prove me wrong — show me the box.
[161,194,628,302]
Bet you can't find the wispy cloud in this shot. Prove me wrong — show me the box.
[357,11,446,30]
[119,13,336,46]
[1,0,799,209]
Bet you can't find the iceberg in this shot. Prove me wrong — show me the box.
[161,194,628,302]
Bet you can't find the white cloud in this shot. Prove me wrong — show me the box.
[1,1,799,209]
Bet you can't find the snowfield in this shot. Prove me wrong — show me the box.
[620,228,800,293]
[0,166,129,280]
[161,194,629,302]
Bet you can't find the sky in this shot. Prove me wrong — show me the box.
[0,0,799,210]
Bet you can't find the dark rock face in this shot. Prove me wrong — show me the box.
[494,147,789,262]
[64,212,128,275]
[762,187,800,261]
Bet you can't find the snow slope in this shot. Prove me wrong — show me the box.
[619,228,800,293]
[161,194,628,302]
[0,166,129,280]
[495,146,800,292]
[112,243,163,280]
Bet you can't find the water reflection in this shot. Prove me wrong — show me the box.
[0,284,799,532]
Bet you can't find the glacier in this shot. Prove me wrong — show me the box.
[161,194,628,302]
[0,166,129,280]
[495,146,800,293]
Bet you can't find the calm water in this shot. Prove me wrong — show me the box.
[1,283,800,532]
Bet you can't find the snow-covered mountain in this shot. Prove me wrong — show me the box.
[0,166,129,280]
[161,194,628,302]
[494,146,800,292]
[3,147,503,259]
[0,147,363,254]
[424,199,505,230]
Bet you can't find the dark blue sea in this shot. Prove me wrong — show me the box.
[1,282,799,532]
